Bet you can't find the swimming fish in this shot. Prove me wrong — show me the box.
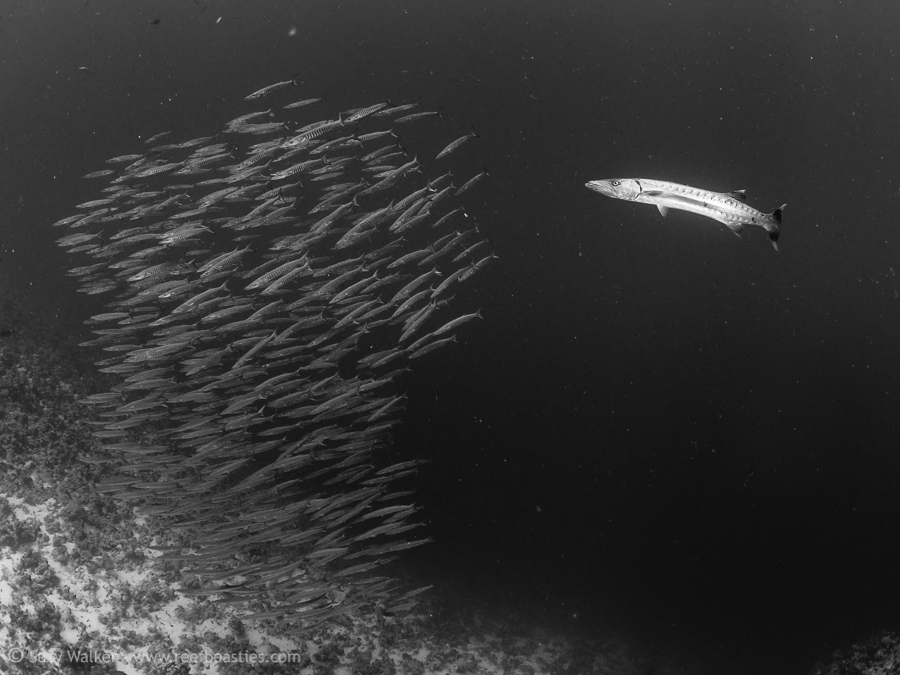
[57,84,492,626]
[586,178,784,250]
[244,74,300,100]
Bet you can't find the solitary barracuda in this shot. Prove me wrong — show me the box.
[586,178,785,251]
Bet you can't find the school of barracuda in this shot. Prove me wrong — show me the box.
[53,76,492,625]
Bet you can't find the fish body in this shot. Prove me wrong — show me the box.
[585,178,784,251]
[244,75,299,100]
[435,130,478,160]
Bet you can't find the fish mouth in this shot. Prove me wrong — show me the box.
[585,180,616,197]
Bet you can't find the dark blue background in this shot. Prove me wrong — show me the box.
[3,1,900,672]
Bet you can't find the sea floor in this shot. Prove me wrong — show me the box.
[0,292,676,675]
[0,487,647,675]
[3,286,881,675]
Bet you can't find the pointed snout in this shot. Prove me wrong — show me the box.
[585,180,616,197]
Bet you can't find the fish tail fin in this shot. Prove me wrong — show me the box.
[767,204,785,251]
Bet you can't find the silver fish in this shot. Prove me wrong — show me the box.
[56,86,494,626]
[586,178,784,250]
[244,75,299,100]
[435,130,478,160]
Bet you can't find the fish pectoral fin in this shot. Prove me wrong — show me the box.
[725,222,744,237]
[656,204,669,217]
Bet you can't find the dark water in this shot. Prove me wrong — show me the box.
[3,0,900,672]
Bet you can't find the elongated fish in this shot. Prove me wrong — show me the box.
[244,74,299,100]
[56,85,494,626]
[586,178,784,251]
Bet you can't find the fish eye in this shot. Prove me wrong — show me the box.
[611,180,619,186]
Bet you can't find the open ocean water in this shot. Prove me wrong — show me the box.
[2,1,900,673]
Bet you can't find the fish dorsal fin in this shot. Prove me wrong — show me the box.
[656,204,669,217]
[727,190,747,201]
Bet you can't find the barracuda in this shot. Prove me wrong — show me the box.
[57,85,493,626]
[586,178,785,251]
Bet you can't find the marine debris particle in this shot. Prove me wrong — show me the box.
[53,80,494,628]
